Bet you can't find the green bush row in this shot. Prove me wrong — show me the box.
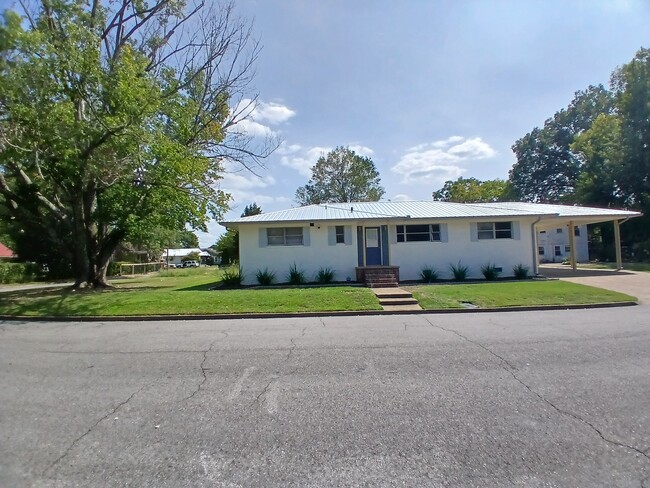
[420,262,530,283]
[0,262,42,284]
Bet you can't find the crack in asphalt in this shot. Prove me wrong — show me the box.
[185,341,216,401]
[423,316,650,465]
[319,317,326,327]
[185,330,229,401]
[285,327,307,361]
[423,317,517,371]
[252,327,307,410]
[43,386,144,476]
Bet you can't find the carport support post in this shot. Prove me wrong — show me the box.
[614,219,623,270]
[568,220,577,271]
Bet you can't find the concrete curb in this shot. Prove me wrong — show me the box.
[0,301,638,323]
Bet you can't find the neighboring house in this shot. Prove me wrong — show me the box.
[537,224,589,263]
[0,242,16,261]
[220,201,641,285]
[162,248,211,266]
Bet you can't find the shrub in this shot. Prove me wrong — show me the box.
[450,261,469,281]
[512,263,530,280]
[221,266,243,287]
[255,267,276,286]
[481,263,501,281]
[0,262,41,284]
[316,267,335,284]
[287,262,306,285]
[420,267,438,283]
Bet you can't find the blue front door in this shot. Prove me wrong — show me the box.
[365,227,382,265]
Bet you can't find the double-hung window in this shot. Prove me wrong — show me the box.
[396,224,441,242]
[267,227,303,246]
[335,226,345,244]
[477,222,512,240]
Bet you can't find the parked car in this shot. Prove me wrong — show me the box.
[182,260,199,268]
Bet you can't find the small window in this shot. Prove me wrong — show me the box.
[554,245,562,256]
[396,224,441,242]
[538,246,545,255]
[477,222,512,240]
[267,227,303,246]
[540,230,546,234]
[565,245,571,253]
[574,226,580,237]
[335,225,345,244]
[556,228,563,234]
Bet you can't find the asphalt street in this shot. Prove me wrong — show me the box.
[1,307,649,487]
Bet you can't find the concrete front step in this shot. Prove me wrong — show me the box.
[372,288,414,299]
[379,297,419,306]
[367,282,399,288]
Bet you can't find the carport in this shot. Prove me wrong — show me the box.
[473,203,643,273]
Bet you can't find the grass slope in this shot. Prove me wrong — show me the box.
[407,281,636,310]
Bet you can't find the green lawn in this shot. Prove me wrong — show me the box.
[0,267,381,316]
[406,281,636,310]
[0,268,637,317]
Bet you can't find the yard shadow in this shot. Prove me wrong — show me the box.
[176,281,224,292]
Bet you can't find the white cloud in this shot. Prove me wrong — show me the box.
[280,146,331,177]
[391,136,496,184]
[279,143,376,177]
[220,172,276,191]
[348,145,374,157]
[231,99,296,139]
[390,194,413,201]
[253,101,296,124]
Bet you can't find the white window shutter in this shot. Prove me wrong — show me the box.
[440,223,449,243]
[470,223,478,241]
[344,225,353,245]
[303,227,310,246]
[512,221,520,240]
[328,226,336,246]
[259,228,268,247]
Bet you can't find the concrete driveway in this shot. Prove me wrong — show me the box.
[1,308,649,487]
[539,264,650,304]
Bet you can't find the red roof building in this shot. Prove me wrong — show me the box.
[0,242,16,258]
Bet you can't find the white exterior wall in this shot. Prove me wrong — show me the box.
[537,224,589,263]
[238,223,359,285]
[238,217,538,284]
[389,218,537,280]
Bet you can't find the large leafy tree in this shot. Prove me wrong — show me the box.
[295,146,385,205]
[0,1,274,287]
[509,85,614,202]
[214,202,262,264]
[611,48,650,211]
[432,177,512,203]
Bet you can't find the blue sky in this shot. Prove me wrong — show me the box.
[201,0,650,245]
[2,0,648,245]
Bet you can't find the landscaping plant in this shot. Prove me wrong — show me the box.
[221,266,243,287]
[450,261,469,281]
[419,267,439,283]
[512,263,530,280]
[255,268,276,286]
[316,267,336,284]
[481,263,501,281]
[287,263,307,285]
